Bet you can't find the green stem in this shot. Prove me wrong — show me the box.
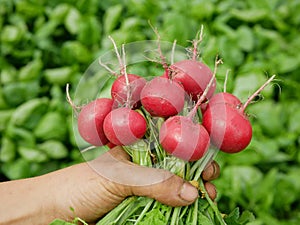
[96,197,136,225]
[133,198,155,225]
[123,140,152,166]
[192,198,199,225]
[170,207,181,225]
[199,180,227,225]
[193,147,219,181]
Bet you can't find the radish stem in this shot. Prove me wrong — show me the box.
[121,44,131,108]
[171,39,177,65]
[223,69,230,93]
[199,179,227,225]
[242,74,276,111]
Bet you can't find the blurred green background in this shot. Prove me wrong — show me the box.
[1,0,300,224]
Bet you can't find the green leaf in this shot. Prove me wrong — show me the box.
[61,41,92,64]
[6,126,36,148]
[198,212,215,225]
[233,73,273,105]
[218,35,244,67]
[224,207,240,225]
[38,140,68,159]
[10,97,49,130]
[44,66,74,86]
[1,158,31,180]
[103,4,123,34]
[78,15,101,46]
[287,107,300,133]
[224,207,255,225]
[238,210,255,224]
[33,112,67,141]
[0,109,14,132]
[248,100,284,137]
[0,136,16,162]
[64,6,81,34]
[1,25,23,43]
[18,146,48,163]
[49,3,71,23]
[236,26,254,52]
[18,58,43,81]
[1,65,18,83]
[15,0,44,18]
[2,80,40,107]
[230,8,268,22]
[139,208,167,225]
[272,53,300,73]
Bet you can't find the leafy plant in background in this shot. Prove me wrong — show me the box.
[1,0,300,224]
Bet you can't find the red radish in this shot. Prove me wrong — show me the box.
[159,58,222,162]
[201,92,243,113]
[208,92,242,107]
[140,76,185,117]
[99,39,147,146]
[77,98,114,146]
[170,59,217,101]
[159,116,210,161]
[202,101,252,153]
[111,73,146,109]
[202,75,276,153]
[103,107,147,146]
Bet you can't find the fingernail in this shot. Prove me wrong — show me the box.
[180,182,198,202]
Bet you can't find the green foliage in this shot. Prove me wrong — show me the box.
[1,0,300,224]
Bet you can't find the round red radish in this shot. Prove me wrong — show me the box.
[111,74,147,109]
[159,116,210,161]
[140,76,185,117]
[202,96,252,153]
[170,60,216,101]
[77,98,114,146]
[201,92,243,113]
[103,107,147,146]
[208,92,242,107]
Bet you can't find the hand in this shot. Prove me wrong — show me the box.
[0,146,220,225]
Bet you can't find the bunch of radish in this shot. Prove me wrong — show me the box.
[74,36,274,162]
[69,31,276,225]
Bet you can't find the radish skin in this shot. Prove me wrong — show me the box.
[170,60,216,101]
[141,77,185,117]
[77,98,114,146]
[103,107,147,146]
[111,74,146,109]
[159,116,210,161]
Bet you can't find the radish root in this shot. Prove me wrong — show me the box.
[66,83,82,115]
[188,25,204,61]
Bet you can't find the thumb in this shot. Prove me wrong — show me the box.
[127,169,199,207]
[89,146,199,207]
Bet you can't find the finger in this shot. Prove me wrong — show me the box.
[127,171,199,207]
[89,148,198,207]
[89,148,174,186]
[204,181,217,201]
[201,160,220,181]
[108,146,131,161]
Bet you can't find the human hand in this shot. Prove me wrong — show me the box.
[0,146,220,225]
[49,146,220,224]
